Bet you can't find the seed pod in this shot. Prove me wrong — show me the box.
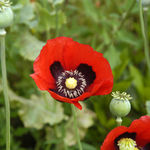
[109,91,132,118]
[0,7,13,28]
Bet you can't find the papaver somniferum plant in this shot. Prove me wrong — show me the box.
[101,115,150,150]
[31,37,113,109]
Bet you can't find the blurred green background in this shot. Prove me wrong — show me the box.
[0,0,150,149]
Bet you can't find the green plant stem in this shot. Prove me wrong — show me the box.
[64,141,68,150]
[0,29,10,150]
[139,0,150,73]
[71,105,82,150]
[116,117,122,126]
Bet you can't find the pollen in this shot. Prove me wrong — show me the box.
[65,77,77,89]
[117,138,137,150]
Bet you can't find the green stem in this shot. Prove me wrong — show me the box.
[116,117,122,126]
[0,29,10,150]
[139,0,150,73]
[71,105,82,150]
[63,141,68,150]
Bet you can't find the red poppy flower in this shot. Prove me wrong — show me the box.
[31,37,113,110]
[101,115,150,150]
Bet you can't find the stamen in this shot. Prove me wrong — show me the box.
[65,77,77,89]
[55,70,87,98]
[117,138,137,150]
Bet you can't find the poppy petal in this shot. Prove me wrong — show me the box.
[30,73,55,90]
[63,40,113,95]
[48,89,92,102]
[32,37,72,86]
[73,101,82,110]
[101,126,128,150]
[129,115,150,147]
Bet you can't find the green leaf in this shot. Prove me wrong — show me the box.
[81,143,97,150]
[143,87,150,100]
[81,0,99,23]
[9,90,66,129]
[129,65,144,95]
[19,31,45,61]
[104,45,121,69]
[19,4,35,25]
[117,29,142,48]
[113,78,132,91]
[34,2,66,32]
[48,0,64,6]
[114,59,129,81]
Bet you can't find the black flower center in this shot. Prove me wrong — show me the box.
[50,61,96,99]
[143,143,150,150]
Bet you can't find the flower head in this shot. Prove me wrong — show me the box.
[31,37,113,109]
[101,116,150,150]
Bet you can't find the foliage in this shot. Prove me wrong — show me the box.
[0,0,150,149]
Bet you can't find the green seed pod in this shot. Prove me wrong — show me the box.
[109,91,132,118]
[110,98,131,117]
[137,0,150,7]
[0,7,13,28]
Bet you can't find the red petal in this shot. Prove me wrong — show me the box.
[73,102,82,110]
[30,73,55,90]
[101,126,128,150]
[128,115,150,147]
[63,40,113,95]
[32,37,73,89]
[48,89,91,103]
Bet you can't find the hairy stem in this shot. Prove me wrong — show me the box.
[0,29,10,150]
[71,105,83,150]
[116,117,122,126]
[139,0,150,73]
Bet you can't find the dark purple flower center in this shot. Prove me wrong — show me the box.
[50,61,96,99]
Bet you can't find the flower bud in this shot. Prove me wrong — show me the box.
[109,91,132,118]
[0,2,13,28]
